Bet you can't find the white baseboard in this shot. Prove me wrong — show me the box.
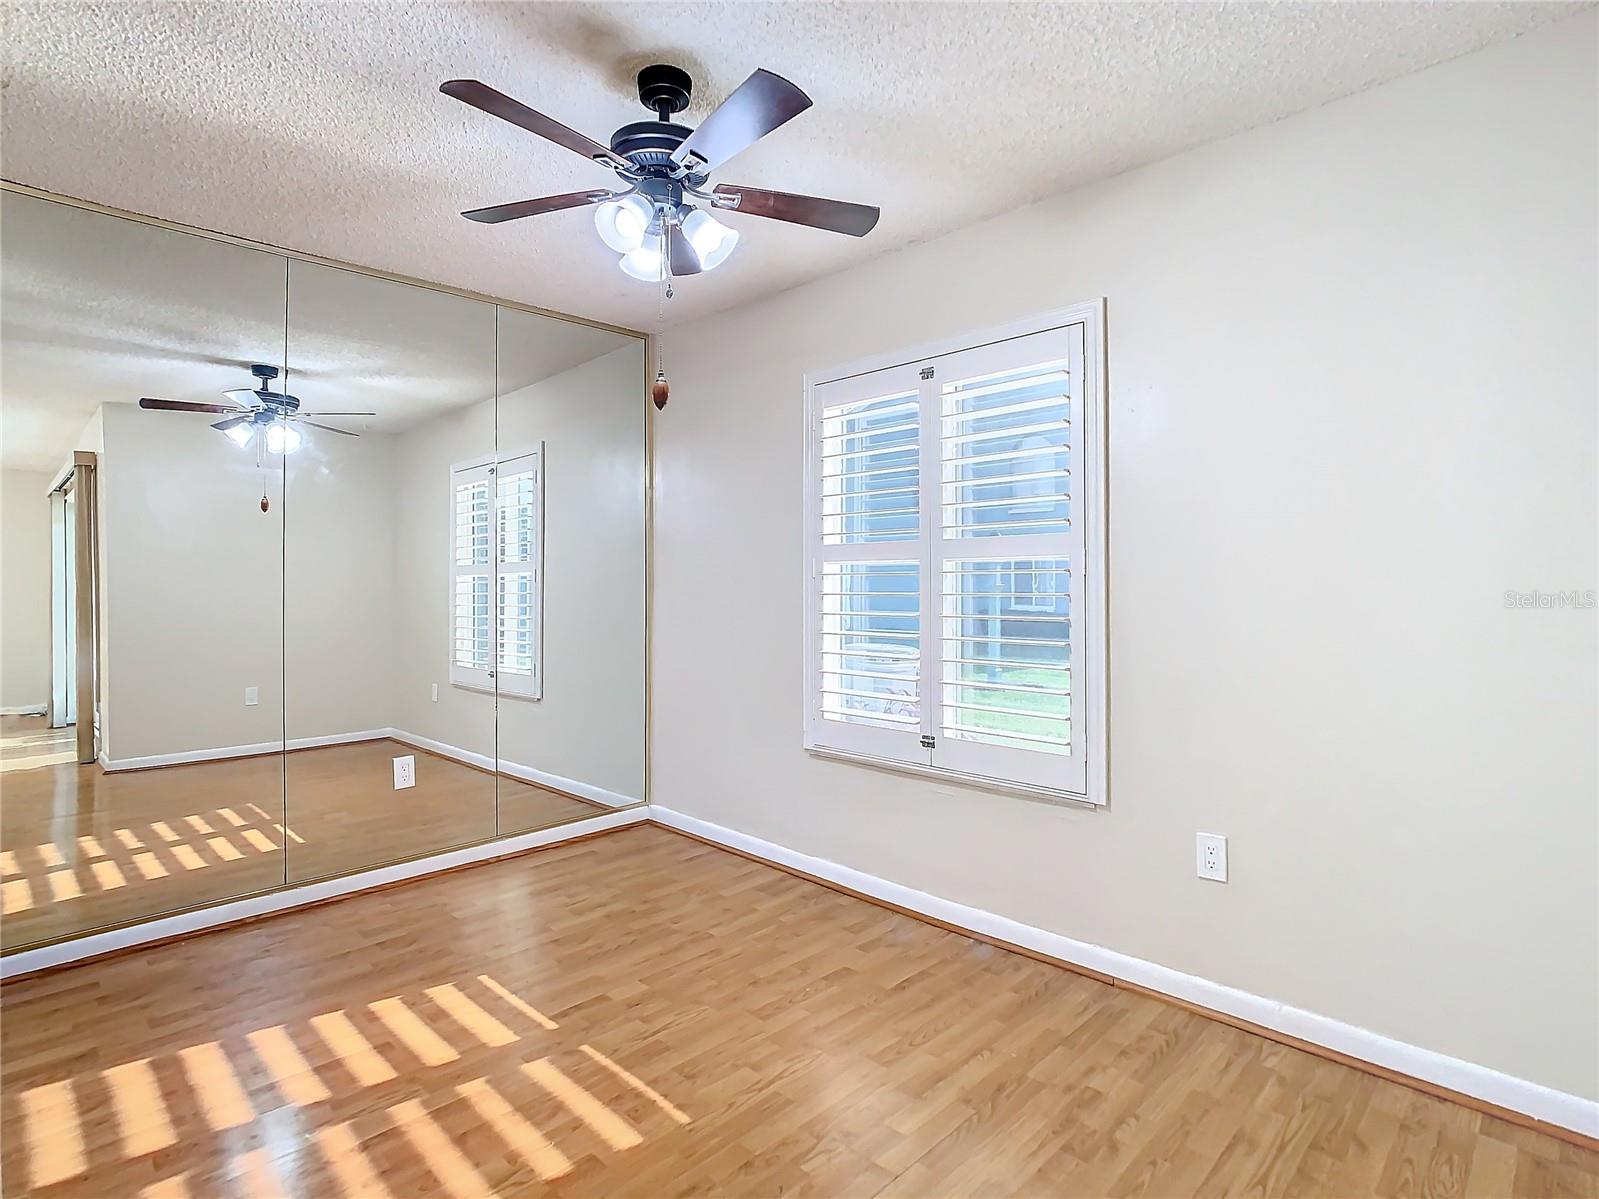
[101,729,391,772]
[0,806,646,979]
[99,727,639,809]
[649,806,1598,1140]
[0,704,48,716]
[388,728,639,809]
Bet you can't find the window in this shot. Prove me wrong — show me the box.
[803,305,1106,803]
[451,448,543,699]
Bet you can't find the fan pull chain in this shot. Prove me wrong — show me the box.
[257,432,269,512]
[653,227,671,411]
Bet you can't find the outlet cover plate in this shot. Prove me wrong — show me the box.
[1196,832,1228,882]
[393,755,416,790]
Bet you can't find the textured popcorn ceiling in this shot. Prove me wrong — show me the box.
[0,190,630,469]
[0,1,1584,333]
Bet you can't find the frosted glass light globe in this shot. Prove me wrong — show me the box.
[594,195,653,253]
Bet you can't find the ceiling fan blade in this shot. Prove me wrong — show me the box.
[670,69,811,173]
[713,185,880,237]
[667,224,703,276]
[210,416,251,432]
[222,388,262,404]
[299,420,359,437]
[441,80,627,169]
[295,411,377,417]
[140,397,246,414]
[461,190,611,225]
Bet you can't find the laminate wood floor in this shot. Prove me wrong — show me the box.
[0,825,1592,1198]
[0,717,603,950]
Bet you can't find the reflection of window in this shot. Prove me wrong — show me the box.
[1006,559,1062,613]
[450,448,543,699]
[803,310,1106,803]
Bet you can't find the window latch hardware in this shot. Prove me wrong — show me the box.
[920,734,936,748]
[919,366,935,380]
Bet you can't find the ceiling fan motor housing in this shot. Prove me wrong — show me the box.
[610,64,710,187]
[637,63,692,119]
[608,120,692,164]
[243,365,299,412]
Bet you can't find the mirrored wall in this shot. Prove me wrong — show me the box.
[0,187,647,952]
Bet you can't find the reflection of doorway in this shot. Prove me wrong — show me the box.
[49,484,76,727]
[47,453,98,764]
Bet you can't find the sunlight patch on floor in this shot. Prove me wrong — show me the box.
[8,971,689,1196]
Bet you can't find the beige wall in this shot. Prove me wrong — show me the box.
[652,13,1598,1100]
[496,343,646,803]
[98,401,286,760]
[284,428,399,743]
[97,402,395,761]
[390,343,647,803]
[0,468,54,712]
[389,395,498,761]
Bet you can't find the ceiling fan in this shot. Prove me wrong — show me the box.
[138,364,374,454]
[441,64,881,282]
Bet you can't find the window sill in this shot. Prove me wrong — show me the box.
[803,744,1103,810]
[449,681,543,703]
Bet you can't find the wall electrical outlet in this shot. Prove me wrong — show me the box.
[1196,832,1228,882]
[430,683,439,702]
[244,686,259,707]
[393,755,416,790]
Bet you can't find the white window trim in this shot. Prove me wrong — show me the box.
[449,446,546,703]
[801,300,1108,808]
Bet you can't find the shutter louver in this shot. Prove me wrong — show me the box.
[820,391,921,545]
[819,560,920,730]
[940,362,1071,540]
[940,558,1070,754]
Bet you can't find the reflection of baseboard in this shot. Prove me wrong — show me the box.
[0,705,48,716]
[102,730,390,772]
[0,807,647,981]
[97,726,640,809]
[386,729,638,809]
[649,806,1599,1145]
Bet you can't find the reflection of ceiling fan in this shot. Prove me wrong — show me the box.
[441,64,881,283]
[138,364,374,453]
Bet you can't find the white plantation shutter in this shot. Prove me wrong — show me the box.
[808,368,928,763]
[804,312,1103,803]
[450,447,544,700]
[451,463,495,690]
[932,329,1082,793]
[494,450,543,699]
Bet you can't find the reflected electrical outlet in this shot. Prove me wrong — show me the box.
[393,756,415,790]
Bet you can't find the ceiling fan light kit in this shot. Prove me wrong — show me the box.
[441,63,880,286]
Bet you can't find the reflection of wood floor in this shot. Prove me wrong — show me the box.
[1,827,1592,1198]
[0,716,602,950]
